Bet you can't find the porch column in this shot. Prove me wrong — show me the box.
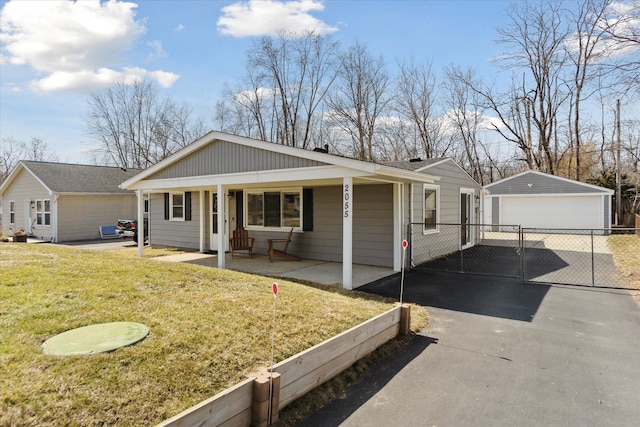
[343,177,353,290]
[217,184,225,269]
[137,190,144,258]
[393,183,403,271]
[199,191,205,253]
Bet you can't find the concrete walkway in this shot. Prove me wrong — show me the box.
[300,271,640,426]
[153,252,397,288]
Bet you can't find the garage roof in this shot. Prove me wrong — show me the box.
[484,171,613,196]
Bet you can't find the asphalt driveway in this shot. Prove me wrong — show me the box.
[299,270,640,426]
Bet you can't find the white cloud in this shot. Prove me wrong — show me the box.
[146,40,168,61]
[217,0,338,37]
[0,0,178,92]
[29,67,179,92]
[175,24,185,31]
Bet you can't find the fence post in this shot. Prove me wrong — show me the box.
[459,224,464,273]
[520,227,526,282]
[591,229,595,287]
[407,223,413,269]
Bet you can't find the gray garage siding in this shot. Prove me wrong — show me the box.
[149,140,328,180]
[487,171,610,195]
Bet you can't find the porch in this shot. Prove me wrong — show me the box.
[153,252,398,289]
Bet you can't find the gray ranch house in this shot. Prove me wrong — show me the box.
[483,170,614,230]
[1,161,140,242]
[121,131,483,289]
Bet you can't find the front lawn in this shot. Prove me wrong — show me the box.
[0,243,420,426]
[609,234,640,301]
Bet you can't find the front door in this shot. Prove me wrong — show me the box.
[460,190,473,249]
[210,192,229,251]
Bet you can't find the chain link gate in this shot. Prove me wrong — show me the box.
[408,223,639,289]
[408,223,522,278]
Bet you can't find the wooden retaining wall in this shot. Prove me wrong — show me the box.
[156,305,407,427]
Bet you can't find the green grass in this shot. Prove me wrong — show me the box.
[0,243,426,426]
[609,234,640,301]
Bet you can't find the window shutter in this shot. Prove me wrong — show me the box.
[164,193,169,220]
[303,188,313,231]
[185,192,192,221]
[235,191,243,227]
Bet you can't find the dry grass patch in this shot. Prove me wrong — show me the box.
[608,234,640,302]
[0,243,403,426]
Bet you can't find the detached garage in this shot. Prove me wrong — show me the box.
[484,171,613,230]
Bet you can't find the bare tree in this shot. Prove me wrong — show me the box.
[599,1,640,95]
[326,41,391,161]
[1,137,59,183]
[87,79,203,169]
[442,66,487,184]
[494,0,570,175]
[244,30,339,148]
[394,59,445,159]
[564,0,611,180]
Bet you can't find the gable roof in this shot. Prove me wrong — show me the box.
[121,131,440,190]
[484,170,614,195]
[382,158,444,171]
[0,161,141,195]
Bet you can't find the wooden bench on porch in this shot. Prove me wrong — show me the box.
[268,228,301,263]
[229,227,255,258]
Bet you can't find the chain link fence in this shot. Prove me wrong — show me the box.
[409,223,639,289]
[409,223,522,278]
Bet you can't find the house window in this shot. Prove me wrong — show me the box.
[170,192,184,221]
[36,199,51,226]
[424,185,439,233]
[246,188,301,230]
[9,201,15,224]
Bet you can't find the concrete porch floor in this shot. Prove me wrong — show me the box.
[153,252,398,289]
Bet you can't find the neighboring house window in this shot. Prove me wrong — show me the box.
[246,188,302,230]
[9,201,15,224]
[170,192,184,221]
[424,185,439,233]
[35,199,51,226]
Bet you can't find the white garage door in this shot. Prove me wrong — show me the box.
[501,196,602,229]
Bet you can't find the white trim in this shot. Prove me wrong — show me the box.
[199,191,205,253]
[343,177,353,290]
[137,190,145,257]
[244,187,303,232]
[491,192,613,198]
[169,192,185,221]
[415,157,479,185]
[422,183,440,235]
[217,186,225,269]
[393,183,402,272]
[460,187,475,249]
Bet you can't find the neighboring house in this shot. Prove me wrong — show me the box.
[0,161,141,242]
[121,131,483,289]
[483,170,614,230]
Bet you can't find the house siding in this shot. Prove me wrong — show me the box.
[487,172,609,195]
[57,194,137,242]
[149,192,202,250]
[410,160,482,265]
[149,140,328,180]
[1,168,51,239]
[149,184,395,268]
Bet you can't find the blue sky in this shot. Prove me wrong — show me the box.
[0,0,523,163]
